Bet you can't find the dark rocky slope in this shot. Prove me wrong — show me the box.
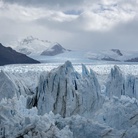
[0,43,40,66]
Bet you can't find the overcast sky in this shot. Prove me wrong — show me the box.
[0,0,138,50]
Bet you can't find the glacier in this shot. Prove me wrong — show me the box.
[0,61,138,138]
[106,65,138,99]
[35,61,104,117]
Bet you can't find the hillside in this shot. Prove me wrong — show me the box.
[0,43,40,66]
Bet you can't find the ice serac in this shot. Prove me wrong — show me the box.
[0,70,34,101]
[35,61,103,117]
[106,65,138,99]
[106,65,125,98]
[0,70,16,100]
[125,75,138,99]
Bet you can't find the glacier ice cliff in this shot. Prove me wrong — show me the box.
[0,70,33,101]
[106,65,125,98]
[0,61,138,137]
[106,65,138,100]
[27,61,103,118]
[0,70,16,100]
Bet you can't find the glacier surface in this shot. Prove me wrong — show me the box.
[0,61,138,138]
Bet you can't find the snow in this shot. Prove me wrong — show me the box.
[7,36,138,61]
[86,49,138,61]
[8,36,52,55]
[1,61,138,137]
[41,43,71,56]
[8,36,70,56]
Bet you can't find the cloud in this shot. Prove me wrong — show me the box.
[35,8,135,33]
[2,0,138,13]
[0,0,138,51]
[63,16,138,50]
[2,0,88,11]
[2,0,84,6]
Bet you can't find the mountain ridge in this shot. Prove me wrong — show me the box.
[0,43,40,66]
[41,43,71,56]
[87,49,138,62]
[9,36,71,56]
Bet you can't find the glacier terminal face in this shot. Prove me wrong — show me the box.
[35,61,103,117]
[0,61,138,138]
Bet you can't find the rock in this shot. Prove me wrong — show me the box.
[0,43,40,66]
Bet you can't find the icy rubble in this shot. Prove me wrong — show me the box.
[0,96,73,138]
[1,95,138,138]
[0,61,138,137]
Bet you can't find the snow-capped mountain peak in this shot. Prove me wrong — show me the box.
[41,43,71,56]
[19,36,51,45]
[9,36,52,55]
[20,36,37,45]
[8,36,71,56]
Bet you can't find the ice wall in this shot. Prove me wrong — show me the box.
[106,65,125,98]
[35,61,103,117]
[0,70,17,100]
[0,70,35,101]
[106,65,138,99]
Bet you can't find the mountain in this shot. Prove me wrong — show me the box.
[41,43,71,56]
[9,36,52,55]
[8,36,138,62]
[9,36,70,56]
[111,49,123,56]
[0,43,40,66]
[125,57,138,62]
[87,49,138,62]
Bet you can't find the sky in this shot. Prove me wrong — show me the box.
[0,0,138,50]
